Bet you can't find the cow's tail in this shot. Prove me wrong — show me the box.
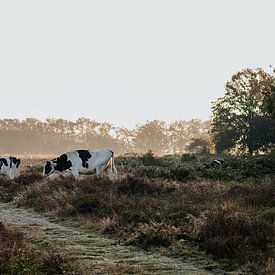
[110,150,118,178]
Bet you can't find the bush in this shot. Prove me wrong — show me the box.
[169,164,193,181]
[195,208,274,263]
[0,173,44,202]
[138,150,160,166]
[181,153,197,162]
[15,172,44,185]
[124,223,177,248]
[15,179,74,213]
[117,153,275,182]
[199,167,232,180]
[117,175,163,195]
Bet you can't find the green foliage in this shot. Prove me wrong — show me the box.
[117,152,275,181]
[211,68,275,154]
[138,150,160,165]
[186,136,212,153]
[133,120,169,154]
[181,153,197,161]
[169,119,210,154]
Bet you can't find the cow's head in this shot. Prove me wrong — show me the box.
[43,160,56,176]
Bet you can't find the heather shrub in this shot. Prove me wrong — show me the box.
[181,153,197,161]
[15,179,74,213]
[240,182,275,208]
[0,173,44,202]
[124,222,182,248]
[195,208,274,263]
[117,175,163,195]
[15,172,44,185]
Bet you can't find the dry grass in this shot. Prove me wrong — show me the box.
[9,174,274,273]
[0,222,78,274]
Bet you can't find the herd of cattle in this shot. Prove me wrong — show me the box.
[0,149,226,181]
[0,149,118,181]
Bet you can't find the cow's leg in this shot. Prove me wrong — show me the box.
[70,169,79,180]
[107,167,115,182]
[15,168,19,178]
[12,168,18,179]
[65,168,79,180]
[9,169,15,180]
[96,165,105,180]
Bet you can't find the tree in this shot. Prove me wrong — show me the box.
[186,135,212,153]
[134,120,168,155]
[211,68,275,154]
[169,119,210,154]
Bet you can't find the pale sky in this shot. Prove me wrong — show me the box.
[0,1,274,128]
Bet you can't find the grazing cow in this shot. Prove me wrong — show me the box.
[212,159,225,167]
[0,156,21,179]
[43,149,117,181]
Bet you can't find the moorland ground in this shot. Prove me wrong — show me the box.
[0,152,274,274]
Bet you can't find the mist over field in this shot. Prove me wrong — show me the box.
[0,118,210,156]
[0,1,275,274]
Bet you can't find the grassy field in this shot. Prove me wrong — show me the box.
[0,152,274,274]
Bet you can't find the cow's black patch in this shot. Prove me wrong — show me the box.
[11,157,21,168]
[0,158,8,167]
[44,161,53,175]
[77,150,92,169]
[53,154,72,171]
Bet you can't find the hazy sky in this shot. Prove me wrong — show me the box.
[0,1,274,128]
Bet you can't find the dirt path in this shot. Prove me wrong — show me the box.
[0,203,233,274]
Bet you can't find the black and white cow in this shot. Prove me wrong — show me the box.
[43,149,117,181]
[0,156,21,179]
[211,159,225,167]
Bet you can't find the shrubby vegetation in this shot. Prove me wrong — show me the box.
[0,222,78,274]
[116,151,275,181]
[0,153,273,274]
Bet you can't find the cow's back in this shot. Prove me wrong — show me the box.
[88,149,112,166]
[65,149,113,173]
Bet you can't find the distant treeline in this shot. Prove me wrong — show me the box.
[0,118,210,155]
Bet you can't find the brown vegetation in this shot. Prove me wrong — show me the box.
[6,172,273,274]
[0,222,78,274]
[0,154,274,273]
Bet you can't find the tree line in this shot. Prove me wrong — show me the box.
[1,67,274,157]
[0,118,210,156]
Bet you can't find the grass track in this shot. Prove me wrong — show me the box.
[0,202,235,275]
